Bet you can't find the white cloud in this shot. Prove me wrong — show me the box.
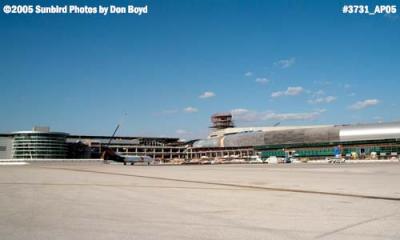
[244,72,253,77]
[275,57,295,69]
[184,106,198,113]
[255,78,270,84]
[263,111,322,121]
[271,92,284,98]
[286,86,303,95]
[176,129,189,135]
[271,86,304,98]
[349,99,380,110]
[231,108,324,122]
[308,96,336,104]
[231,108,249,115]
[199,91,216,99]
[271,92,282,98]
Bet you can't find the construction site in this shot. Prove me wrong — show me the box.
[1,113,400,164]
[189,113,400,164]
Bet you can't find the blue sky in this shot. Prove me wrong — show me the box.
[1,0,399,139]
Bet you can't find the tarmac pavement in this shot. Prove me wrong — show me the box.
[0,162,399,240]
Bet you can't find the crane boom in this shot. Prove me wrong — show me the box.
[107,124,120,146]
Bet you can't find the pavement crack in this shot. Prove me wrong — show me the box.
[314,213,398,239]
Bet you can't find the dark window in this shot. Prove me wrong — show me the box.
[0,146,6,151]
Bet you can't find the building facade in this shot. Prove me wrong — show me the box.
[192,119,400,160]
[67,135,187,160]
[0,134,13,159]
[0,127,187,160]
[12,129,69,159]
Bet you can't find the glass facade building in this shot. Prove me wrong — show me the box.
[12,131,68,159]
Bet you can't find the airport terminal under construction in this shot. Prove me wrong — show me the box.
[1,113,400,163]
[1,114,399,239]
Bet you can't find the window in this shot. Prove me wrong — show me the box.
[0,146,6,151]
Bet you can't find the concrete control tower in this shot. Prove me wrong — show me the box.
[210,113,235,130]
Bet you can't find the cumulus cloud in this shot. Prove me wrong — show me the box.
[271,92,283,98]
[244,72,253,77]
[308,96,336,104]
[176,129,189,135]
[263,111,322,121]
[255,78,270,84]
[349,99,380,110]
[184,106,198,113]
[275,57,295,69]
[271,86,304,98]
[199,91,216,99]
[231,108,324,122]
[231,108,250,115]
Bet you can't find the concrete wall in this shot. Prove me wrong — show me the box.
[0,136,13,159]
